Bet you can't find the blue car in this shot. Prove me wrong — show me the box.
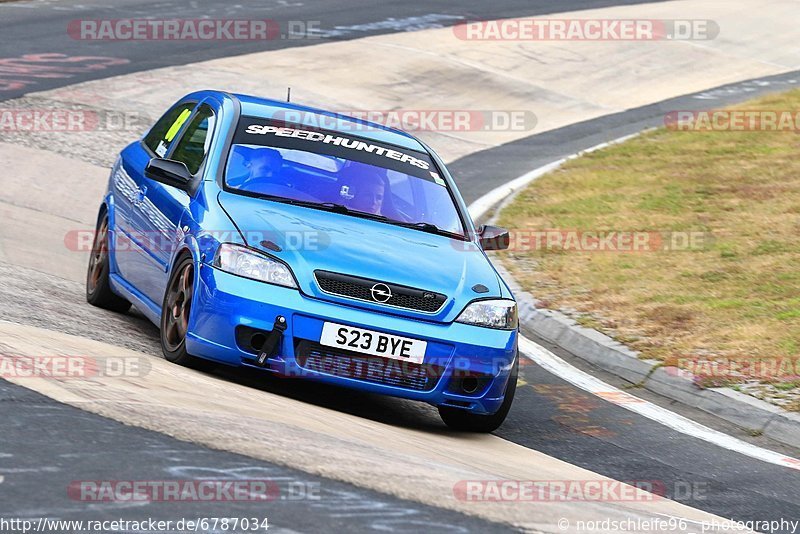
[86,90,518,432]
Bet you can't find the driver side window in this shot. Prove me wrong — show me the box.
[170,105,216,175]
[143,102,195,157]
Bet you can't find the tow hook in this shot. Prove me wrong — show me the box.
[256,315,287,367]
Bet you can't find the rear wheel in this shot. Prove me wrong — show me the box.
[160,255,210,370]
[439,352,519,433]
[86,213,130,313]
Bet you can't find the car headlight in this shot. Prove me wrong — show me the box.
[214,243,297,288]
[456,299,518,330]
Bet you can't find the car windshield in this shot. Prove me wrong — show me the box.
[224,117,466,237]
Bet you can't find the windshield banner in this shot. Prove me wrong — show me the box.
[233,117,439,182]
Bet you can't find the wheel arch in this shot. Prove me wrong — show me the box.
[168,243,199,279]
[165,236,203,313]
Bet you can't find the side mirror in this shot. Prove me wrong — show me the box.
[144,158,193,191]
[478,225,510,251]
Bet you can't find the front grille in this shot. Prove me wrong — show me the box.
[295,341,442,391]
[314,270,447,313]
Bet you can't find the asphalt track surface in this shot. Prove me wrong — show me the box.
[1,0,799,532]
[0,0,664,100]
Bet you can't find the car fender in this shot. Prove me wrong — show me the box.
[169,227,201,274]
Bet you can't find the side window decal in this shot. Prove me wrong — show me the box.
[165,108,193,143]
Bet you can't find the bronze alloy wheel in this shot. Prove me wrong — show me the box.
[163,261,194,352]
[86,217,109,295]
[85,213,130,313]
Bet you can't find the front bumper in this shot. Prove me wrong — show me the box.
[187,264,518,415]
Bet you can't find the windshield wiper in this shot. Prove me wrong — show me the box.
[254,195,389,221]
[251,194,326,209]
[389,221,466,240]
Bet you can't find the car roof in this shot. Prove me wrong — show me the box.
[228,92,428,153]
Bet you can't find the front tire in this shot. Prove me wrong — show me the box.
[160,255,209,369]
[439,352,519,432]
[86,213,131,313]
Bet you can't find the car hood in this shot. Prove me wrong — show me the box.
[217,191,502,320]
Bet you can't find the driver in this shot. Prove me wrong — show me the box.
[348,167,388,215]
[227,146,283,189]
[244,147,283,184]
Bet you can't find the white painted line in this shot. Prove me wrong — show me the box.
[468,136,800,473]
[519,336,800,472]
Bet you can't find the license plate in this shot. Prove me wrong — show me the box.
[319,322,427,365]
